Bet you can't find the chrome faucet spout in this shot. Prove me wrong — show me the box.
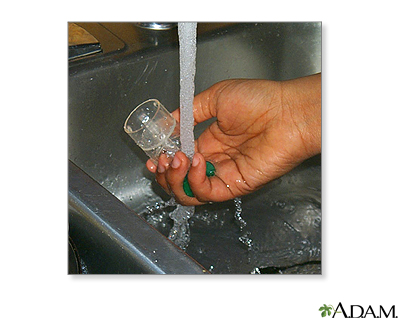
[134,22,177,30]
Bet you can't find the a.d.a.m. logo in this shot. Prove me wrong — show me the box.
[319,304,338,317]
[319,303,398,318]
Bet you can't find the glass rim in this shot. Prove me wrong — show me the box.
[123,98,164,134]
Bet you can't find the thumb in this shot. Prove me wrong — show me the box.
[192,80,233,125]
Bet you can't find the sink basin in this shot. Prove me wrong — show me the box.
[68,22,321,274]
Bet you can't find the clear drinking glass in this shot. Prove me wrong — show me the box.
[124,99,181,165]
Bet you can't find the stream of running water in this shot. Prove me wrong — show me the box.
[167,22,197,250]
[149,23,248,252]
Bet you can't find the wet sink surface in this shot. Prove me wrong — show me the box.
[68,22,321,274]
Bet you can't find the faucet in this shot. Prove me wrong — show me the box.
[134,22,177,30]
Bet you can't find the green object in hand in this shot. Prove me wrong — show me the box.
[183,161,215,197]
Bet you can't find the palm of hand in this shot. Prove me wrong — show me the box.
[195,80,305,197]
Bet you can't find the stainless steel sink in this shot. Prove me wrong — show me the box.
[68,22,321,274]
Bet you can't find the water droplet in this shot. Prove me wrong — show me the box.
[251,267,261,274]
[239,231,253,248]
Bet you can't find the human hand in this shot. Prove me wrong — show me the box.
[146,74,321,205]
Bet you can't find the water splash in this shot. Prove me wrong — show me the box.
[168,199,193,250]
[233,197,246,231]
[233,197,254,252]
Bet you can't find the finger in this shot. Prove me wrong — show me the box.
[171,108,180,122]
[146,159,157,173]
[192,81,229,125]
[188,153,234,202]
[186,153,209,201]
[165,151,205,205]
[155,153,172,194]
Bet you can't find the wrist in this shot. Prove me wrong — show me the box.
[281,73,321,159]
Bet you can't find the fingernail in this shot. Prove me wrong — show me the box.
[157,163,165,173]
[192,153,201,167]
[171,156,181,169]
[149,162,156,171]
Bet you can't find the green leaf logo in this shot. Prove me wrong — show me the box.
[319,304,334,317]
